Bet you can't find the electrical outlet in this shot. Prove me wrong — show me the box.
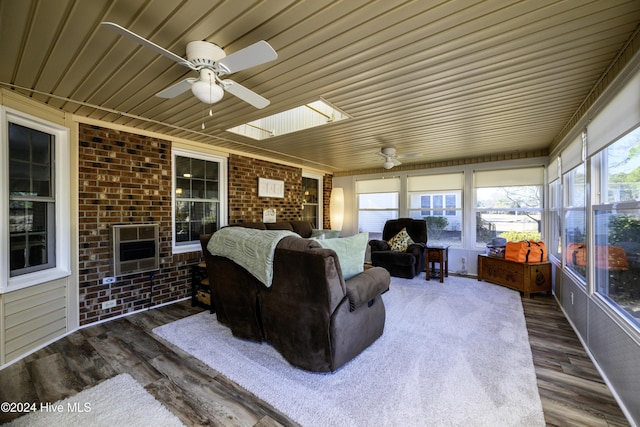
[102,299,116,310]
[102,277,116,285]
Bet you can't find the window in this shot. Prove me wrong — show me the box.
[302,174,321,228]
[8,122,55,276]
[172,148,227,253]
[356,178,400,240]
[408,173,463,246]
[474,168,544,248]
[1,108,70,292]
[594,126,640,326]
[548,178,562,259]
[563,164,586,280]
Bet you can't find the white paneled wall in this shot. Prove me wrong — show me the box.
[1,280,68,365]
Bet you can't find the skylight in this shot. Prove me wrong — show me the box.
[226,99,350,140]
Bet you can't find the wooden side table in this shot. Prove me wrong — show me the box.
[426,245,449,283]
[192,261,214,312]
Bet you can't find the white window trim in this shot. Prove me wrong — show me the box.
[172,147,227,254]
[1,107,71,293]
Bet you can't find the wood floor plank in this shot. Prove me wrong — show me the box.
[0,293,631,426]
[145,377,216,426]
[49,332,117,387]
[148,351,296,427]
[83,331,164,387]
[521,294,629,427]
[27,353,84,403]
[0,361,38,424]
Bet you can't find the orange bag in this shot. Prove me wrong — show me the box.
[566,243,586,267]
[505,240,547,263]
[566,243,629,270]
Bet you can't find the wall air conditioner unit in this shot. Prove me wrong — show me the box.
[112,224,159,276]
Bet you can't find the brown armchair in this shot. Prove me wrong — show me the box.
[368,218,427,278]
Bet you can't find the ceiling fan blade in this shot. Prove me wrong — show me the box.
[393,158,402,166]
[156,78,197,98]
[221,79,270,109]
[101,22,194,69]
[217,41,277,75]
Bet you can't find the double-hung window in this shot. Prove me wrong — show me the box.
[1,108,70,292]
[593,126,640,327]
[356,177,400,240]
[548,158,562,259]
[302,174,322,228]
[474,167,544,248]
[172,148,227,253]
[408,173,463,246]
[561,133,587,282]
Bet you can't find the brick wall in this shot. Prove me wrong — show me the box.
[228,153,304,223]
[77,126,332,325]
[323,174,332,229]
[77,124,197,325]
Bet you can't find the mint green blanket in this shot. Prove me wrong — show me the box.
[207,227,298,287]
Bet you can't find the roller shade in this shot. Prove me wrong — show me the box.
[588,71,640,157]
[561,134,584,173]
[355,177,400,193]
[548,157,559,182]
[408,173,463,191]
[474,167,544,187]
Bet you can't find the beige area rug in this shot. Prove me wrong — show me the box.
[5,373,184,427]
[153,275,545,426]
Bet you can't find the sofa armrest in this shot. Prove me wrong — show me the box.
[369,239,391,252]
[345,267,390,311]
[406,242,425,256]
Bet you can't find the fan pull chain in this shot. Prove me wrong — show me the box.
[204,73,214,124]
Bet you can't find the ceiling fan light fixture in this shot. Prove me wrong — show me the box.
[191,80,224,104]
[383,160,395,169]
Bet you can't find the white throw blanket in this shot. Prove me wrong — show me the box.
[207,227,298,287]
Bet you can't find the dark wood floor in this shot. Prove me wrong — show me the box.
[0,290,631,426]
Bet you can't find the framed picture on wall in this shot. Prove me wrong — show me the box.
[258,177,284,198]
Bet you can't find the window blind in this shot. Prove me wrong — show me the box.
[588,71,640,157]
[547,157,559,182]
[474,167,544,187]
[355,177,400,193]
[408,172,463,191]
[561,134,584,173]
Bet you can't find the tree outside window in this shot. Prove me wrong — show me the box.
[594,126,640,326]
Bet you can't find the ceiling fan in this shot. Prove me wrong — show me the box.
[377,147,403,169]
[101,22,278,108]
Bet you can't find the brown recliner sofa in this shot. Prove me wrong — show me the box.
[199,223,389,372]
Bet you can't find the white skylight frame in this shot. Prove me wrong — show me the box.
[226,98,350,140]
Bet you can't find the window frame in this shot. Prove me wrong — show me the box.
[302,171,323,229]
[473,168,545,249]
[1,107,71,293]
[563,163,587,284]
[356,177,400,239]
[590,124,640,329]
[171,147,227,254]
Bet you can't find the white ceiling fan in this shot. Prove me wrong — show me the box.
[377,147,404,169]
[101,22,278,108]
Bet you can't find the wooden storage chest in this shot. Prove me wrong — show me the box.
[477,254,551,297]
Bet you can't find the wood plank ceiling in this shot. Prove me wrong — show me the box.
[1,0,639,173]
